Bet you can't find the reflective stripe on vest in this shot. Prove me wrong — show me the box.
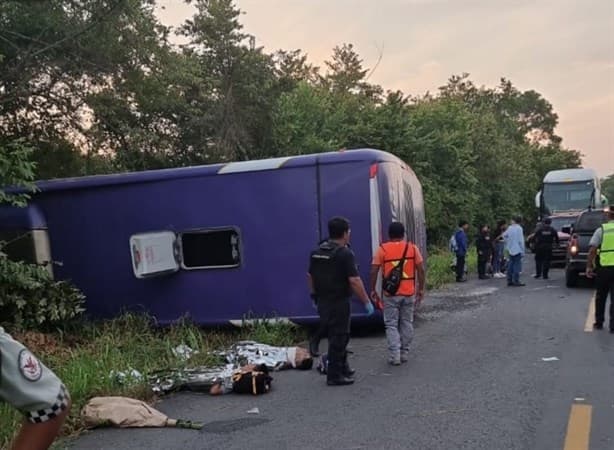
[381,241,416,296]
[599,222,614,267]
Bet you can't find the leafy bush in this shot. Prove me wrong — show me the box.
[0,139,36,206]
[0,256,85,330]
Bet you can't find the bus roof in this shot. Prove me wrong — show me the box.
[543,168,598,183]
[14,148,404,194]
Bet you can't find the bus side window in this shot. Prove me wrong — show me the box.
[180,228,241,270]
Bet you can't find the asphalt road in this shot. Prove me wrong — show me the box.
[71,261,613,450]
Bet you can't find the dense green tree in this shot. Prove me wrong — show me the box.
[0,0,584,243]
[0,0,172,175]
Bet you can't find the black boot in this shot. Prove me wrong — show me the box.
[342,365,355,377]
[327,376,355,386]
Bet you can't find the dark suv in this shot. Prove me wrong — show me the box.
[565,209,609,287]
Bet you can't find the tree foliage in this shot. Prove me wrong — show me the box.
[1,0,583,245]
[0,140,36,207]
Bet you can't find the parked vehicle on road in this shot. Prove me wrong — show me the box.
[565,209,609,287]
[535,168,607,220]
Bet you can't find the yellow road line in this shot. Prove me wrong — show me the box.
[584,293,596,332]
[563,404,592,450]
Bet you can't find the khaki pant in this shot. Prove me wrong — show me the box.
[383,295,414,362]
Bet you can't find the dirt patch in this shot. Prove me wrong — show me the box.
[12,331,73,359]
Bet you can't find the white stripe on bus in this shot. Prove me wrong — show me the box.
[217,157,293,174]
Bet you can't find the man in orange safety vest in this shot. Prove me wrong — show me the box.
[370,222,425,365]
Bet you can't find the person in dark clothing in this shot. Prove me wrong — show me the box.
[308,217,374,386]
[309,239,332,357]
[454,220,469,282]
[476,225,493,279]
[533,217,559,279]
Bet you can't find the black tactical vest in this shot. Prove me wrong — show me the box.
[536,225,557,249]
[309,241,350,300]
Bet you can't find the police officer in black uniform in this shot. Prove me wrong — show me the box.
[308,217,374,386]
[533,217,559,279]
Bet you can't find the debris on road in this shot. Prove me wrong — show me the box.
[109,368,143,386]
[81,397,203,430]
[246,407,260,415]
[541,357,559,362]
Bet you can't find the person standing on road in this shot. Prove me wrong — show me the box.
[533,217,559,280]
[308,217,374,386]
[1,327,71,450]
[476,225,493,280]
[309,239,330,357]
[492,220,507,278]
[454,221,469,282]
[586,206,614,332]
[503,216,525,286]
[369,222,426,365]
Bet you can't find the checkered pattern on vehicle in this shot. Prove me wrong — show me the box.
[25,384,69,424]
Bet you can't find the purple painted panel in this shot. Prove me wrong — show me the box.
[317,160,374,317]
[38,165,320,324]
[0,204,47,229]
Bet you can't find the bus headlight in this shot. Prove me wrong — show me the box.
[570,245,578,255]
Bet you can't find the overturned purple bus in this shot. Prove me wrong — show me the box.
[0,149,426,326]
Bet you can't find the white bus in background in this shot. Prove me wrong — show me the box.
[535,168,608,219]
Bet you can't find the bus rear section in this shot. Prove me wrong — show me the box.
[373,161,427,262]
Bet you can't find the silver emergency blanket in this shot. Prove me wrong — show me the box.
[149,341,297,394]
[149,363,235,395]
[221,341,297,371]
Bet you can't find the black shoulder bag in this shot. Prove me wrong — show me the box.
[382,242,410,296]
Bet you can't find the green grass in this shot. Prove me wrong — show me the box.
[0,314,305,449]
[426,247,478,290]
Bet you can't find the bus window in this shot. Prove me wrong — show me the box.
[180,228,241,270]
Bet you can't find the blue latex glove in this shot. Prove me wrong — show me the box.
[364,302,375,316]
[310,294,318,310]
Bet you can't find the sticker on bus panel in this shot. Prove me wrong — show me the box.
[130,231,180,278]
